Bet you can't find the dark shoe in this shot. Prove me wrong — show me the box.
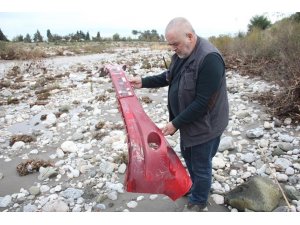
[183,202,208,212]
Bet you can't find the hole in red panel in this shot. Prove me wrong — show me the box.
[147,132,161,150]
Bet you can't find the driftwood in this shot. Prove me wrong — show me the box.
[224,53,300,122]
[16,159,53,176]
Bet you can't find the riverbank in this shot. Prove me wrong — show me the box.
[0,45,299,213]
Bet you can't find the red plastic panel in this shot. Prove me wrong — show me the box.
[106,65,192,201]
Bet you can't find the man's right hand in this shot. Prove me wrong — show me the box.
[128,76,142,89]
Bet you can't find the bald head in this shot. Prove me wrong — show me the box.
[165,17,195,37]
[165,17,197,58]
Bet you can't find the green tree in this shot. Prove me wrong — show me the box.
[24,33,32,43]
[112,33,121,41]
[132,30,141,40]
[150,29,160,41]
[71,30,86,41]
[291,12,300,22]
[33,30,43,42]
[96,32,101,41]
[52,34,63,42]
[143,30,151,41]
[248,15,272,32]
[47,29,54,42]
[236,31,246,38]
[12,35,24,42]
[132,30,139,35]
[85,32,90,41]
[92,32,101,41]
[78,30,86,40]
[134,29,162,41]
[0,28,9,41]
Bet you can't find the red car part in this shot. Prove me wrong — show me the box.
[106,65,192,201]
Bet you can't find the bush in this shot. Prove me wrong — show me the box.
[210,15,300,122]
[0,42,47,60]
[248,15,272,32]
[209,35,234,53]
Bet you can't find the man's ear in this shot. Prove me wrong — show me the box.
[186,32,193,40]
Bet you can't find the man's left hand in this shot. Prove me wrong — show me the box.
[162,122,177,136]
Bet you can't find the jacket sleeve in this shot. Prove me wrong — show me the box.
[141,71,169,88]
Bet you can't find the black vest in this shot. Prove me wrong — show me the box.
[168,37,229,147]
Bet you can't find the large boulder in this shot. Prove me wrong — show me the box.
[225,175,282,211]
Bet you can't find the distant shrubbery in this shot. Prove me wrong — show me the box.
[0,42,47,60]
[0,28,9,41]
[0,27,165,60]
[132,30,165,42]
[0,28,164,43]
[210,13,300,122]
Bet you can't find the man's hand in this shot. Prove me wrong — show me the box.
[162,122,177,136]
[128,76,142,89]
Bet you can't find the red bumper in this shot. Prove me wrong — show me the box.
[106,65,192,201]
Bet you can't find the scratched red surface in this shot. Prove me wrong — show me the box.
[106,65,192,200]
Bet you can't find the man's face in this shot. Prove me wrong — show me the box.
[166,32,193,58]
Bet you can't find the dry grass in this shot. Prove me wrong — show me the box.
[0,41,168,60]
[0,41,114,60]
[149,42,169,50]
[211,19,300,122]
[0,42,47,60]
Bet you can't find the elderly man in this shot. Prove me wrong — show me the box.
[129,17,229,212]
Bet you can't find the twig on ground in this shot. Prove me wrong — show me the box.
[259,146,292,209]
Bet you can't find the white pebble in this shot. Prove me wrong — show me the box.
[211,194,224,205]
[127,201,138,208]
[40,185,50,193]
[136,196,144,201]
[149,194,158,200]
[285,167,295,175]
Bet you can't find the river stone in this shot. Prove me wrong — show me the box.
[218,136,235,152]
[118,163,126,174]
[23,203,38,212]
[272,148,285,156]
[93,204,106,211]
[61,188,83,199]
[278,142,294,152]
[246,128,264,139]
[29,186,40,196]
[99,161,115,174]
[225,176,281,211]
[127,201,138,208]
[272,206,292,212]
[283,185,300,201]
[38,167,58,181]
[0,195,12,207]
[274,158,292,171]
[42,200,69,212]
